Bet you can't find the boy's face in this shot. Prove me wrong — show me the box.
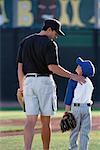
[75,65,82,75]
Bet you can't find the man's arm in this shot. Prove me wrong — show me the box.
[48,64,85,84]
[18,63,24,91]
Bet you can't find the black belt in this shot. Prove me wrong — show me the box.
[26,74,50,77]
[73,103,91,107]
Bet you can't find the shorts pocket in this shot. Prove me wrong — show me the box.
[52,84,57,111]
[23,79,33,96]
[24,78,32,86]
[52,96,57,111]
[40,77,51,85]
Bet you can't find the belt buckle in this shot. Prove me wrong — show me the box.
[32,73,38,77]
[35,74,38,77]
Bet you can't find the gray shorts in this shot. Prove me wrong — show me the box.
[23,75,57,116]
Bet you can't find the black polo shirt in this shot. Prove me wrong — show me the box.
[17,34,59,75]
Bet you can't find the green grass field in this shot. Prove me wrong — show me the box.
[0,131,100,150]
[0,109,100,150]
[0,109,100,132]
[0,109,99,120]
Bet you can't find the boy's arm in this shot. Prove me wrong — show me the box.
[65,105,71,112]
[64,79,77,112]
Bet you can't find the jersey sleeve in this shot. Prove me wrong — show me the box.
[64,79,77,105]
[16,41,24,63]
[45,40,59,65]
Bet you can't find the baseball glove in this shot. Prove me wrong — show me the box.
[60,112,76,133]
[17,89,25,112]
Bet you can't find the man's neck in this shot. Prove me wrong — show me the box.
[37,30,52,40]
[38,30,47,36]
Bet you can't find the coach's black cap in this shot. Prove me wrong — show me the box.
[42,19,65,36]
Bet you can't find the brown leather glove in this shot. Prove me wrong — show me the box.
[60,112,77,132]
[17,89,25,112]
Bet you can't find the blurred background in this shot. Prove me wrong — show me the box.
[0,0,100,108]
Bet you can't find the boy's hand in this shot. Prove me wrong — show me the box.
[65,105,71,112]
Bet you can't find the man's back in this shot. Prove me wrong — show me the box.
[18,34,58,74]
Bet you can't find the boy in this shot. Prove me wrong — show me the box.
[64,57,95,150]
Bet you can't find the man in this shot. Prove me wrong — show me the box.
[17,19,85,150]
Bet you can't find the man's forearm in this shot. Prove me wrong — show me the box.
[18,63,24,91]
[48,64,71,78]
[48,64,85,84]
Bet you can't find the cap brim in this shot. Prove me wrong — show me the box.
[57,30,65,36]
[76,57,84,66]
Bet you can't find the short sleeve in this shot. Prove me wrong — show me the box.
[16,41,23,63]
[45,41,59,65]
[64,79,77,105]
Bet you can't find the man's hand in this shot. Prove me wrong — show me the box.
[48,64,86,84]
[70,73,86,84]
